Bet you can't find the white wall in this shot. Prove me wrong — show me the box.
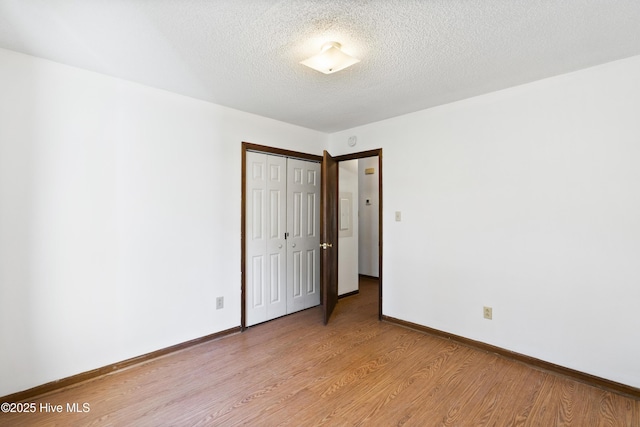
[329,55,640,389]
[0,48,326,396]
[358,157,379,277]
[338,160,358,295]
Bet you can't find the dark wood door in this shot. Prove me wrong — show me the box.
[321,150,339,325]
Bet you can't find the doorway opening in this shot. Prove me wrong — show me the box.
[334,150,382,321]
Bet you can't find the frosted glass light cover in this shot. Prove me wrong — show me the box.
[300,42,360,74]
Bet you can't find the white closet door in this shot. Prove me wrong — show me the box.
[246,152,287,326]
[286,158,321,313]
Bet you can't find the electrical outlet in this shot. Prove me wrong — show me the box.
[216,297,224,310]
[483,306,492,320]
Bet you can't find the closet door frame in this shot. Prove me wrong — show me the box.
[241,142,322,330]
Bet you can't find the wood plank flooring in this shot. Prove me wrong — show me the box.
[2,277,638,426]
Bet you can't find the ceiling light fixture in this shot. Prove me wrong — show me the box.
[300,41,360,74]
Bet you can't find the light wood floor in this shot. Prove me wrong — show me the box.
[2,278,638,426]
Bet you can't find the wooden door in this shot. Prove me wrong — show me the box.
[321,150,339,325]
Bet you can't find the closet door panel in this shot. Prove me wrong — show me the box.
[287,158,321,313]
[265,156,287,319]
[246,153,287,326]
[246,152,267,326]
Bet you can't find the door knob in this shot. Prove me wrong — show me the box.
[278,244,283,249]
[292,243,296,248]
[320,243,333,249]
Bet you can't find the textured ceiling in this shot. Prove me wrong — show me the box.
[1,0,640,132]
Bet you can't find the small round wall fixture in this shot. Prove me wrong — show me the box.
[348,136,357,147]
